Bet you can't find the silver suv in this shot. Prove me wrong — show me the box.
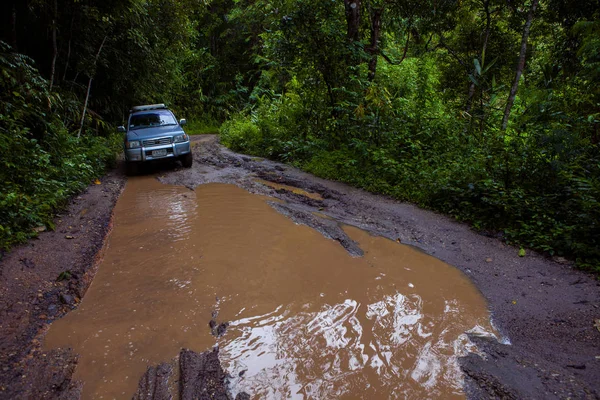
[118,104,193,175]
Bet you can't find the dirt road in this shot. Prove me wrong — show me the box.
[0,135,598,399]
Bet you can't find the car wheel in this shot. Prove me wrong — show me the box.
[181,152,193,168]
[126,161,139,176]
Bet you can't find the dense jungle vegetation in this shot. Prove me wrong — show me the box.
[1,0,599,271]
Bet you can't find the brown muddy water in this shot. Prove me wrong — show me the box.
[255,179,324,201]
[44,176,497,399]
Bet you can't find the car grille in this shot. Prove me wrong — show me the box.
[143,137,172,147]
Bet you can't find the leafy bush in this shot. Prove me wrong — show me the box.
[221,114,263,153]
[184,118,221,135]
[0,43,120,251]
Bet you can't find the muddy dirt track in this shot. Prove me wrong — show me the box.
[0,134,599,399]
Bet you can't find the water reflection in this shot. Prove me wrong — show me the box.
[142,185,197,242]
[222,291,481,399]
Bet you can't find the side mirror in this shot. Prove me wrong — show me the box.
[117,126,126,133]
[179,119,187,126]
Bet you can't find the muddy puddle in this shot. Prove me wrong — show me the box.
[45,177,496,399]
[255,179,324,201]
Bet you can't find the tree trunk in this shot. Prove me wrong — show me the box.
[62,14,74,82]
[78,77,93,137]
[49,0,58,91]
[209,4,218,56]
[465,82,476,113]
[466,0,491,113]
[343,0,361,42]
[367,7,383,81]
[10,3,18,49]
[78,35,107,138]
[501,0,539,131]
[62,37,71,81]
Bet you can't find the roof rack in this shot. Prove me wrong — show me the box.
[130,104,167,112]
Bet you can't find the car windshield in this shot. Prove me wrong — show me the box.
[129,110,177,129]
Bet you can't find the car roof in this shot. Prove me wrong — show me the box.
[130,104,168,113]
[129,109,173,117]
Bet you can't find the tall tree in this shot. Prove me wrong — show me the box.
[344,0,362,41]
[48,0,58,91]
[367,6,384,80]
[466,0,493,114]
[501,0,539,130]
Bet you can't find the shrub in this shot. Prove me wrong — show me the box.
[0,43,120,251]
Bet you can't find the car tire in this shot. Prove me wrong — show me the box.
[126,161,139,176]
[181,152,193,168]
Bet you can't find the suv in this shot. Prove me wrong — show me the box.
[118,104,193,175]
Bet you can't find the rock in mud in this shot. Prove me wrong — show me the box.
[133,363,173,400]
[269,202,364,257]
[209,320,229,337]
[47,304,58,316]
[59,293,73,304]
[19,258,35,268]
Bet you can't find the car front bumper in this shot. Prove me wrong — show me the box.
[125,141,191,162]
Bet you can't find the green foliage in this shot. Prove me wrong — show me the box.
[185,119,221,135]
[221,115,263,153]
[0,43,120,251]
[57,270,73,282]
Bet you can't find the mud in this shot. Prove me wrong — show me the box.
[44,175,496,398]
[268,202,364,257]
[179,348,232,400]
[159,135,600,399]
[209,319,229,338]
[0,134,598,399]
[133,362,173,400]
[0,167,126,400]
[133,348,250,400]
[255,179,324,201]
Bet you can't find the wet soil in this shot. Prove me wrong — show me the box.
[133,348,249,400]
[159,135,600,399]
[0,134,598,399]
[0,168,126,399]
[44,177,495,398]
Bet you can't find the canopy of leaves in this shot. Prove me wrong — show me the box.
[1,0,599,271]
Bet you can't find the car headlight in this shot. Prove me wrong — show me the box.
[126,140,141,149]
[173,133,188,143]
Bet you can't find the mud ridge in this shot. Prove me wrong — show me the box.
[133,363,173,400]
[269,202,364,257]
[135,348,250,400]
[254,170,342,201]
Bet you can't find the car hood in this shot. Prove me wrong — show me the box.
[127,125,184,139]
